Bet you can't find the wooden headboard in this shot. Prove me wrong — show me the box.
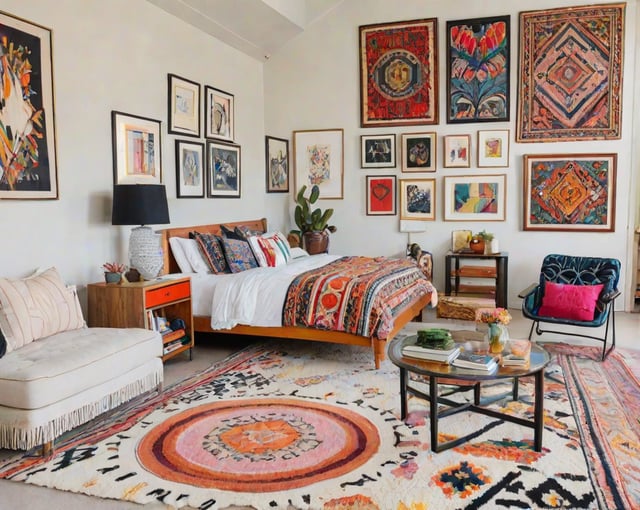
[158,218,268,274]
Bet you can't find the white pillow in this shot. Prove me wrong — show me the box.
[0,267,86,352]
[177,237,211,274]
[169,237,194,273]
[289,247,309,259]
[248,231,292,267]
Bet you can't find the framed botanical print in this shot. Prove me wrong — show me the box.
[0,11,58,199]
[265,135,289,193]
[399,178,436,221]
[175,140,204,198]
[477,130,509,167]
[443,134,471,168]
[167,74,200,137]
[361,134,395,168]
[204,85,234,142]
[401,132,436,172]
[443,174,506,221]
[111,111,162,185]
[523,154,616,232]
[359,18,438,127]
[446,16,510,123]
[293,128,343,199]
[206,140,240,198]
[366,175,396,216]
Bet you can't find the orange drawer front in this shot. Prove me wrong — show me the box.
[146,281,190,308]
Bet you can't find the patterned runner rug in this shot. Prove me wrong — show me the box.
[0,330,638,509]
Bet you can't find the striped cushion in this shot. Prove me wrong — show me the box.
[248,232,292,267]
[193,232,229,274]
[0,267,86,353]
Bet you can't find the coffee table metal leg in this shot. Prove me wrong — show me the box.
[400,367,408,420]
[534,370,544,451]
[429,376,438,452]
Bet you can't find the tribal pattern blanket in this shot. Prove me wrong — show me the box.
[282,256,434,338]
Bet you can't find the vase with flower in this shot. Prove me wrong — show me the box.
[476,307,512,353]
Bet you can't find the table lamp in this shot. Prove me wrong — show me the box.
[112,184,170,280]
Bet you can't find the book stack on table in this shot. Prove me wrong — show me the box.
[451,351,499,373]
[500,339,532,367]
[402,328,461,364]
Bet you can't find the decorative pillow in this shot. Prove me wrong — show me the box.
[193,233,229,274]
[169,237,194,273]
[175,237,211,274]
[235,225,264,239]
[247,232,292,267]
[0,267,86,352]
[538,282,604,322]
[220,224,244,240]
[220,237,258,273]
[290,247,310,259]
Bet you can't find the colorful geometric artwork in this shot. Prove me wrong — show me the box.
[444,174,506,221]
[517,4,625,142]
[359,18,439,127]
[446,16,510,123]
[523,154,617,231]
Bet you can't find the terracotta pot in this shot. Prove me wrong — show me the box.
[469,238,485,254]
[303,231,329,255]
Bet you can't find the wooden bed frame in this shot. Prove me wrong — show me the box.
[158,219,432,368]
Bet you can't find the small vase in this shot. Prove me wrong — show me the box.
[470,238,485,254]
[104,271,121,284]
[487,323,508,354]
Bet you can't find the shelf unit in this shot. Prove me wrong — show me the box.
[444,251,509,308]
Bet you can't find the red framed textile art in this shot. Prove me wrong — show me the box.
[359,18,438,127]
[366,175,396,216]
[523,154,617,232]
[517,4,625,142]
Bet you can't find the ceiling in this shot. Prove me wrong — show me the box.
[146,0,344,61]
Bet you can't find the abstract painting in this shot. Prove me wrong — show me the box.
[359,18,438,127]
[446,16,510,123]
[205,86,234,142]
[444,174,506,221]
[477,129,509,167]
[366,175,396,216]
[293,129,343,199]
[361,134,395,168]
[399,178,435,221]
[401,132,436,172]
[0,11,57,199]
[168,74,200,138]
[265,135,289,193]
[175,140,204,198]
[517,4,625,142]
[523,154,616,231]
[443,134,471,168]
[111,111,162,185]
[206,140,240,198]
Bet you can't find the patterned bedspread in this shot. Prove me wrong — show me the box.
[282,256,435,339]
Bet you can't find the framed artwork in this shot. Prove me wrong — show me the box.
[361,134,395,168]
[443,134,471,168]
[523,154,617,232]
[167,74,200,137]
[477,130,509,167]
[443,174,506,221]
[111,111,162,185]
[265,135,289,193]
[293,128,344,199]
[399,178,436,221]
[517,4,624,142]
[204,85,234,142]
[446,16,510,123]
[0,12,58,200]
[366,175,396,216]
[175,140,205,198]
[452,230,473,252]
[359,18,438,127]
[206,140,241,198]
[401,132,436,172]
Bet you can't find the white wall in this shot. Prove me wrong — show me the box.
[265,0,639,309]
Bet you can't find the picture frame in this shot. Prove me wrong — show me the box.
[265,135,290,193]
[366,175,397,216]
[206,140,241,198]
[204,85,234,142]
[443,174,506,221]
[452,230,473,253]
[443,134,471,168]
[167,73,200,138]
[359,18,439,127]
[175,140,205,198]
[361,134,395,168]
[517,4,624,142]
[111,111,162,185]
[446,16,510,123]
[399,178,436,221]
[293,128,344,199]
[0,11,58,200]
[401,132,436,172]
[477,130,509,168]
[523,154,617,232]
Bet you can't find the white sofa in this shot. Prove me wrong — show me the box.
[0,268,163,452]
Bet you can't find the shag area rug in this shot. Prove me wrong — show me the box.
[1,329,639,510]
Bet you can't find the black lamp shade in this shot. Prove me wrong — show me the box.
[112,184,170,226]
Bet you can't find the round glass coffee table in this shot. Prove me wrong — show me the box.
[388,334,550,452]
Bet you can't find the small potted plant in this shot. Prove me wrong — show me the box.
[470,230,497,254]
[103,262,126,284]
[289,184,337,255]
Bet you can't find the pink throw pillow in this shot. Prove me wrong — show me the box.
[538,282,604,322]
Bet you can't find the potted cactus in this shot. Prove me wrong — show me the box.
[290,184,336,255]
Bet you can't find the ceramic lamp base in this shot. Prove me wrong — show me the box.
[129,226,163,280]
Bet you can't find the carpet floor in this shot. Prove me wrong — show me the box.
[0,330,638,510]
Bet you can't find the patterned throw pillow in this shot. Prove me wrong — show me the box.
[220,237,258,273]
[193,232,229,274]
[248,232,292,267]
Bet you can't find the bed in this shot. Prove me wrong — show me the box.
[158,218,435,368]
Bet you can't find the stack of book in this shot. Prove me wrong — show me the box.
[162,328,189,355]
[500,339,532,367]
[402,328,460,363]
[451,351,499,373]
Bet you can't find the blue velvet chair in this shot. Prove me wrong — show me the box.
[519,254,621,361]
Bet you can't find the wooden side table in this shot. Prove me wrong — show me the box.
[444,251,509,308]
[87,276,194,362]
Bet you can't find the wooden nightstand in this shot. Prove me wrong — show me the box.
[87,276,194,362]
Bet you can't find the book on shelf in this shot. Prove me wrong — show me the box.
[161,328,186,343]
[402,344,460,363]
[452,351,500,371]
